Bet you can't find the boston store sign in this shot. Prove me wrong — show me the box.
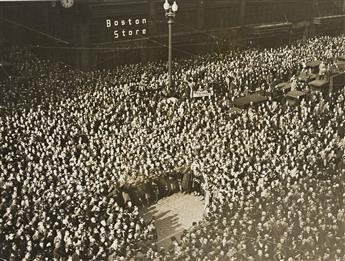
[105,18,148,39]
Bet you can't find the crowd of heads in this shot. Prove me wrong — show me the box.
[0,35,345,260]
[145,93,345,260]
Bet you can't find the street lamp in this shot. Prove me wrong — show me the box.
[163,0,178,93]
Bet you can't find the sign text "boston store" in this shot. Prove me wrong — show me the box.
[105,18,148,39]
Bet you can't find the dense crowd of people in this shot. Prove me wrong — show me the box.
[143,93,345,260]
[0,35,345,260]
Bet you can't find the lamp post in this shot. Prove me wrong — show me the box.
[163,0,178,93]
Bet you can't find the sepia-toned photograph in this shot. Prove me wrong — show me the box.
[0,0,345,260]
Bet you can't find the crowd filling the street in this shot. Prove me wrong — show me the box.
[1,35,345,260]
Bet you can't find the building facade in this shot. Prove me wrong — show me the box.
[1,0,345,70]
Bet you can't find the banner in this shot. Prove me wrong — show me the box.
[192,90,213,98]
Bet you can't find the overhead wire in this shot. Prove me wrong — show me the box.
[0,64,10,79]
[91,33,198,69]
[173,20,222,42]
[30,41,217,51]
[2,17,70,45]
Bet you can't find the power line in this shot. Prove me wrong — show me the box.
[174,20,221,42]
[90,35,199,69]
[0,64,10,78]
[146,37,197,57]
[28,40,214,52]
[2,17,70,45]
